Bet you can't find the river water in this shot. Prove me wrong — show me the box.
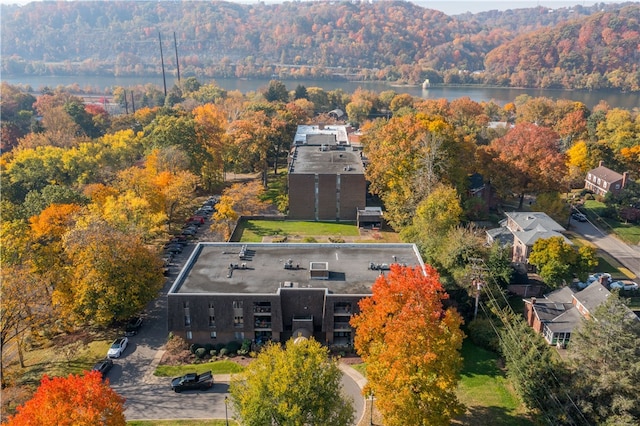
[2,75,638,110]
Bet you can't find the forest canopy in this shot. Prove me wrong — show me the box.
[1,1,639,91]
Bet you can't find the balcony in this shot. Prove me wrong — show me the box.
[254,319,272,330]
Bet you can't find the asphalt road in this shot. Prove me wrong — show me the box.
[107,225,365,423]
[569,217,640,279]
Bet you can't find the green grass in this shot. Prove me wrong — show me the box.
[237,219,360,242]
[128,421,238,425]
[582,200,640,245]
[154,360,245,377]
[455,340,533,426]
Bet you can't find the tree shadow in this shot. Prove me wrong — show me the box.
[453,405,535,426]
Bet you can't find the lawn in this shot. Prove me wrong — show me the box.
[582,200,640,245]
[154,360,245,377]
[454,340,533,426]
[237,219,360,242]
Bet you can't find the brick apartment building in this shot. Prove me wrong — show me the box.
[287,125,366,221]
[167,242,424,346]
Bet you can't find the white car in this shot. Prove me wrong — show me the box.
[107,337,128,358]
[610,281,639,291]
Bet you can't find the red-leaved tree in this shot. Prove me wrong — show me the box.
[6,371,126,426]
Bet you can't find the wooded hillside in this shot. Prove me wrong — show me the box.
[1,1,638,90]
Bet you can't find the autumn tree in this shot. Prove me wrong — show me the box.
[401,184,463,260]
[362,113,465,229]
[568,292,640,425]
[6,371,126,426]
[193,103,229,190]
[212,181,268,240]
[56,219,164,326]
[479,123,566,209]
[528,236,598,288]
[229,338,354,426]
[262,79,289,103]
[0,265,50,386]
[350,265,465,426]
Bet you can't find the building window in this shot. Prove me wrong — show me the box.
[615,184,620,189]
[210,331,217,339]
[186,331,192,340]
[184,307,191,326]
[209,304,215,327]
[234,315,244,328]
[603,182,607,188]
[233,300,243,309]
[334,302,352,314]
[234,332,244,340]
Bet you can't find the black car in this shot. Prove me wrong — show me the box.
[92,358,113,378]
[572,212,587,222]
[124,317,143,336]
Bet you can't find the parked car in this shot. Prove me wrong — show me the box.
[171,371,214,392]
[107,337,128,358]
[571,212,587,222]
[125,317,143,336]
[165,244,183,254]
[610,281,639,291]
[92,358,113,378]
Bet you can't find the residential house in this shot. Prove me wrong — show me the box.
[486,212,568,264]
[523,283,609,346]
[584,161,628,196]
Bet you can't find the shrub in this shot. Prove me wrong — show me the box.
[219,348,229,357]
[214,343,226,352]
[225,340,242,355]
[203,343,214,352]
[241,339,252,352]
[195,347,207,359]
[329,237,345,243]
[210,349,217,357]
[190,343,203,354]
[467,318,500,352]
[303,236,317,243]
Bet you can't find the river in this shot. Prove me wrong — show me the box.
[2,74,639,110]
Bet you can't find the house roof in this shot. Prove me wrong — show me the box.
[506,212,565,233]
[486,227,514,246]
[573,282,611,314]
[513,229,569,246]
[586,165,624,184]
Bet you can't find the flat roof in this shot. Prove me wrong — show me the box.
[294,125,349,145]
[289,145,364,174]
[169,243,424,295]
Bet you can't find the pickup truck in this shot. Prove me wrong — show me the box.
[171,371,214,392]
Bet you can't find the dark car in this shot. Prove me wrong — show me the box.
[124,317,143,336]
[572,212,587,222]
[92,358,113,377]
[171,371,214,392]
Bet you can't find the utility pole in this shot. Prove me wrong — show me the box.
[469,258,488,321]
[158,32,167,97]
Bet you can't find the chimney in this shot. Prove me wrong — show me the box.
[598,160,604,167]
[622,172,629,189]
[531,297,537,305]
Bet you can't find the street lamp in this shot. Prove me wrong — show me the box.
[224,395,229,426]
[369,391,375,425]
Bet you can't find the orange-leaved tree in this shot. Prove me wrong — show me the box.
[6,371,125,426]
[350,264,465,426]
